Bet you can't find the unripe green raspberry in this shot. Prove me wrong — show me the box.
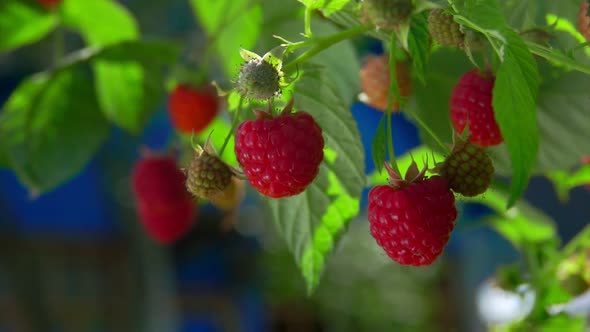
[186,150,233,199]
[237,58,280,100]
[363,0,414,30]
[439,139,494,197]
[557,251,590,297]
[427,8,464,48]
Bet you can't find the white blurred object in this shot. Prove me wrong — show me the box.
[477,280,536,326]
[548,289,590,317]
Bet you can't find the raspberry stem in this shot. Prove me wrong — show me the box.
[282,24,373,74]
[385,34,401,175]
[405,110,451,154]
[219,95,243,157]
[304,8,313,37]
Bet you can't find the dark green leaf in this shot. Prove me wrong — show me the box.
[0,0,58,52]
[0,68,110,193]
[408,49,471,151]
[407,12,430,84]
[526,41,590,76]
[460,0,506,30]
[492,29,540,207]
[371,115,388,174]
[266,65,364,294]
[327,4,391,43]
[61,0,159,134]
[190,0,263,77]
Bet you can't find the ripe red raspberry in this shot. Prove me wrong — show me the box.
[437,137,494,197]
[168,84,219,135]
[368,162,458,266]
[131,153,197,244]
[579,1,590,42]
[450,69,503,147]
[234,99,324,198]
[360,55,412,112]
[135,199,196,245]
[38,0,61,9]
[428,8,465,48]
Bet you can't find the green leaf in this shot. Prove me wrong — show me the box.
[60,0,138,45]
[407,12,430,84]
[538,314,585,332]
[91,62,147,133]
[490,67,590,178]
[266,65,365,294]
[297,0,351,14]
[89,41,180,134]
[0,0,58,52]
[525,41,590,75]
[0,68,110,194]
[190,0,263,77]
[195,117,238,167]
[408,48,471,151]
[60,0,156,133]
[371,115,388,174]
[467,187,557,250]
[548,165,590,201]
[460,0,506,30]
[492,29,540,207]
[326,4,391,43]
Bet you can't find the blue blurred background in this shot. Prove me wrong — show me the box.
[1,1,590,331]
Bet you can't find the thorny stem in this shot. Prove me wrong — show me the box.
[282,24,373,74]
[219,96,243,157]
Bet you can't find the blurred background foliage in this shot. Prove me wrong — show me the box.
[0,0,589,331]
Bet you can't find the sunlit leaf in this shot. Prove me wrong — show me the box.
[0,0,58,52]
[266,65,364,293]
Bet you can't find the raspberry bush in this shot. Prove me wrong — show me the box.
[2,0,590,329]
